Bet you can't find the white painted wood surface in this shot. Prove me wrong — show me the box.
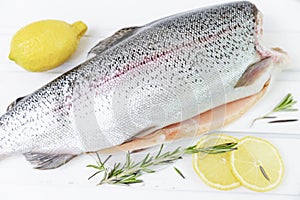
[0,0,299,199]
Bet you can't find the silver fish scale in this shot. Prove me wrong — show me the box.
[79,2,259,150]
[0,1,266,154]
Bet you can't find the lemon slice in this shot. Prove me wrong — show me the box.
[230,136,284,192]
[192,134,240,190]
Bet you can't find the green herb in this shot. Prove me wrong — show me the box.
[174,167,185,179]
[268,119,298,124]
[87,143,237,185]
[251,93,298,126]
[272,93,297,112]
[184,142,237,154]
[259,165,270,182]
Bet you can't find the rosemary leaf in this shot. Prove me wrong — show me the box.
[260,116,277,119]
[259,165,270,182]
[86,164,103,170]
[88,171,102,180]
[174,167,185,179]
[268,119,298,123]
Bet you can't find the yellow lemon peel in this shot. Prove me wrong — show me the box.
[9,20,87,72]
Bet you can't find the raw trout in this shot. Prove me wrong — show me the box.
[0,1,286,169]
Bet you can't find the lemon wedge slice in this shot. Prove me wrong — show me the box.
[230,136,284,192]
[192,134,240,190]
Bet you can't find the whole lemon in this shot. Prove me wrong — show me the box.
[9,20,87,72]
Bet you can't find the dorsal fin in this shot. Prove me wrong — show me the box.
[6,96,26,111]
[88,26,140,57]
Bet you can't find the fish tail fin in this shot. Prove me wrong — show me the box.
[23,152,78,170]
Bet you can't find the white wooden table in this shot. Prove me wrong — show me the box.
[0,0,299,199]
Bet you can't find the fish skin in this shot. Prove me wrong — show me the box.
[98,81,270,154]
[0,1,285,168]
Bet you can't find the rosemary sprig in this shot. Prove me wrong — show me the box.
[184,142,237,154]
[273,93,297,112]
[87,142,237,185]
[251,93,298,126]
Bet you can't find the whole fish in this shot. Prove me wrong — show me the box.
[0,1,286,169]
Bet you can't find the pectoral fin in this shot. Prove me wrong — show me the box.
[6,96,26,111]
[88,26,140,57]
[234,57,273,88]
[24,152,77,170]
